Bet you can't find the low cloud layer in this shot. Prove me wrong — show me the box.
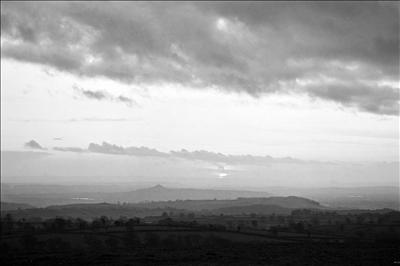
[88,142,166,157]
[73,85,136,107]
[1,2,399,115]
[3,150,398,188]
[54,141,304,165]
[53,146,85,153]
[24,140,46,150]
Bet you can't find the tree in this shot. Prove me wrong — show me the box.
[114,216,128,226]
[91,216,111,230]
[158,217,173,225]
[126,218,140,231]
[75,218,88,230]
[91,219,103,230]
[53,217,67,232]
[99,216,111,230]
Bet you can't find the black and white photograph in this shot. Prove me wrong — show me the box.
[1,1,399,265]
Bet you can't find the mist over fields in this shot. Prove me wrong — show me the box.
[2,150,398,188]
[2,148,398,210]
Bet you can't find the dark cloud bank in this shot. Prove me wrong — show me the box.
[1,2,399,115]
[53,141,303,165]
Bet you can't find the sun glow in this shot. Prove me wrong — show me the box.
[217,172,228,179]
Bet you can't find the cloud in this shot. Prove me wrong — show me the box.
[73,85,136,107]
[116,95,135,107]
[78,118,131,122]
[53,146,85,153]
[80,89,107,100]
[88,142,167,157]
[24,140,46,150]
[1,2,398,115]
[73,85,107,100]
[54,141,306,165]
[306,83,399,116]
[170,149,302,164]
[11,118,134,123]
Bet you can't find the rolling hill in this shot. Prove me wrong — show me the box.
[1,196,323,220]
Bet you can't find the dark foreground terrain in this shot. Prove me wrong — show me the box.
[1,205,400,265]
[1,241,399,266]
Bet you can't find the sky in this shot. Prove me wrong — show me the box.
[1,2,399,188]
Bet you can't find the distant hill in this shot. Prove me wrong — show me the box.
[3,184,398,210]
[99,185,272,203]
[2,202,184,220]
[132,196,323,211]
[2,184,273,207]
[2,196,323,220]
[212,204,293,215]
[1,201,35,211]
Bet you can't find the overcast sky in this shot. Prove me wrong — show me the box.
[1,2,399,187]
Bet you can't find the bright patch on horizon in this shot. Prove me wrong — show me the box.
[217,172,228,179]
[216,18,228,31]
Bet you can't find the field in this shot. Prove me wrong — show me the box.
[2,201,399,265]
[2,222,399,265]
